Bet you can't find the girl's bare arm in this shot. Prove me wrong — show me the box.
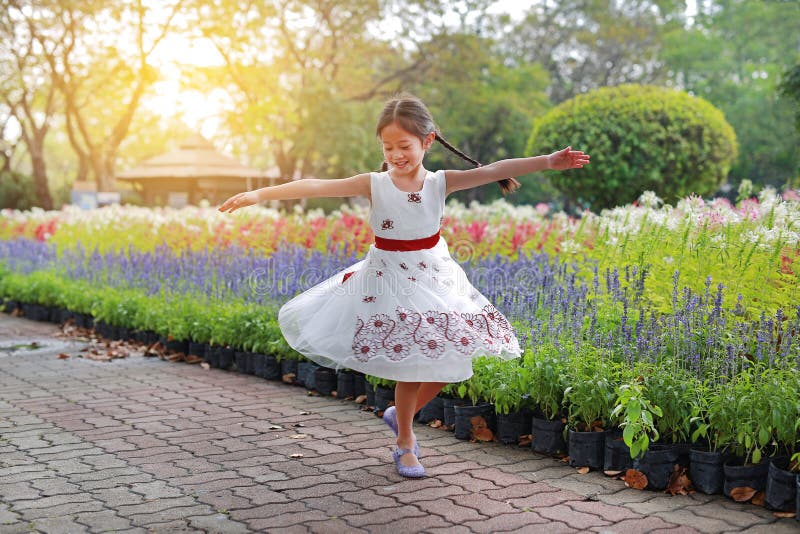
[444,148,589,196]
[218,173,371,213]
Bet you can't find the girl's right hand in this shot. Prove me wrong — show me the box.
[218,191,259,213]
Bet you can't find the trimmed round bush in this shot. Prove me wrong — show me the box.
[527,84,738,210]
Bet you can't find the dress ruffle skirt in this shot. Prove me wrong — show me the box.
[278,236,521,383]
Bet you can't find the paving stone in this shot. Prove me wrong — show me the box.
[128,505,213,527]
[538,503,613,530]
[651,508,738,533]
[306,518,369,534]
[187,513,250,534]
[74,509,133,532]
[0,481,41,501]
[20,500,106,521]
[29,516,87,534]
[414,497,487,523]
[0,503,21,525]
[463,510,550,533]
[590,516,690,534]
[340,504,428,527]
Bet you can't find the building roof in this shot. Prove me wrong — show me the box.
[116,134,269,180]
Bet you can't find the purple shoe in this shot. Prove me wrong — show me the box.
[392,447,425,478]
[382,406,420,457]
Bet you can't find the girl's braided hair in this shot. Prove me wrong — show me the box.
[375,94,521,194]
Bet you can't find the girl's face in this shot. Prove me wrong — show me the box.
[380,122,434,176]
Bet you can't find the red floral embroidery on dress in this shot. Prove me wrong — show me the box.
[407,192,422,203]
[363,296,376,303]
[381,219,394,230]
[351,304,518,362]
[376,271,383,277]
[418,261,427,269]
[400,262,408,270]
[408,276,416,282]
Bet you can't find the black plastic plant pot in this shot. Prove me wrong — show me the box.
[765,456,797,512]
[166,339,188,355]
[723,457,770,497]
[633,444,680,490]
[365,382,376,408]
[689,448,729,495]
[75,312,90,328]
[297,361,319,389]
[336,371,355,399]
[2,299,19,314]
[796,475,799,522]
[205,346,221,368]
[218,347,235,370]
[187,342,205,358]
[251,354,266,377]
[314,368,336,396]
[495,410,531,445]
[531,416,567,455]
[442,397,468,430]
[352,373,367,397]
[568,429,606,470]
[604,431,633,472]
[234,351,249,373]
[417,395,445,424]
[373,385,395,413]
[281,359,298,383]
[454,403,496,441]
[260,355,281,380]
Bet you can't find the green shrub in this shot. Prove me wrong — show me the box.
[528,84,738,210]
[0,171,38,210]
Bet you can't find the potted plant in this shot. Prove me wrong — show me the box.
[453,358,496,441]
[764,369,800,512]
[439,382,468,430]
[524,346,570,455]
[487,359,534,445]
[609,379,662,474]
[563,350,623,470]
[689,379,731,494]
[710,365,775,498]
[366,375,396,413]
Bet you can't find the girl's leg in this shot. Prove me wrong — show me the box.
[394,381,422,467]
[414,382,448,413]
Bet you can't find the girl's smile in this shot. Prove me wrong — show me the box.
[380,121,434,183]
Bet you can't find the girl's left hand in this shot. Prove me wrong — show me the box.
[548,147,590,171]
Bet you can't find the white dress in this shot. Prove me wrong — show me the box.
[278,170,522,382]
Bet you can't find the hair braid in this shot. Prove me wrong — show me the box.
[434,132,520,195]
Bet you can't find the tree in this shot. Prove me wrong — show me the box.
[0,3,60,209]
[505,0,686,104]
[16,0,185,192]
[661,0,800,187]
[410,32,554,205]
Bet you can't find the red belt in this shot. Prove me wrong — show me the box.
[374,230,441,251]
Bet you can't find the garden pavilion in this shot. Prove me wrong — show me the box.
[116,134,290,208]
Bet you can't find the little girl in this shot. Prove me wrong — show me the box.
[219,94,589,478]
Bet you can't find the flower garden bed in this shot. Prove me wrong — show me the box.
[1,189,798,516]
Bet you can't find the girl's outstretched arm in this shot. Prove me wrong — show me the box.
[218,173,371,213]
[444,147,589,196]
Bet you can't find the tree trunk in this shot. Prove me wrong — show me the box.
[29,140,53,210]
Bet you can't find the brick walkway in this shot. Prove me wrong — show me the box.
[0,314,796,533]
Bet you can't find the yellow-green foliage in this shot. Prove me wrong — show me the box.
[528,84,738,210]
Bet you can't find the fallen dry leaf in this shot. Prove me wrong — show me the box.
[773,511,796,519]
[200,362,210,370]
[729,486,757,502]
[354,394,367,404]
[289,453,304,458]
[57,353,70,359]
[469,415,494,442]
[604,470,623,477]
[289,434,308,439]
[665,465,694,496]
[268,425,282,430]
[751,491,765,507]
[299,411,311,415]
[428,419,443,428]
[518,434,532,447]
[293,423,305,427]
[577,466,590,474]
[282,373,295,384]
[560,456,571,463]
[623,469,648,490]
[185,355,203,364]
